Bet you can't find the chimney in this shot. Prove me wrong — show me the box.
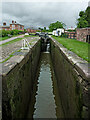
[12,20,14,24]
[3,22,6,26]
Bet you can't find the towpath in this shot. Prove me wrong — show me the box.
[0,35,24,45]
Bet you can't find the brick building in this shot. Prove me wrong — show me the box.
[65,31,76,39]
[26,28,38,33]
[0,20,24,31]
[0,22,10,30]
[76,28,90,43]
[10,20,24,31]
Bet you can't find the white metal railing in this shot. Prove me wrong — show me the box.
[21,38,31,50]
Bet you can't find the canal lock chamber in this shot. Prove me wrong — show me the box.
[2,37,90,119]
[27,37,64,119]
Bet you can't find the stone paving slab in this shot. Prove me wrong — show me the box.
[9,55,24,63]
[1,39,39,76]
[75,62,90,81]
[0,37,39,63]
[12,51,26,56]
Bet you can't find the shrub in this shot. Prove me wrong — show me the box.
[0,30,2,37]
[1,29,24,37]
[2,30,9,37]
[10,30,19,35]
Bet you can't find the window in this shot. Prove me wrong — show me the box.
[12,25,15,30]
[12,25,15,27]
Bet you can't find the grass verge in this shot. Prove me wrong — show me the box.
[24,35,37,37]
[0,38,23,46]
[1,54,14,63]
[0,36,10,41]
[52,36,89,62]
[0,34,23,41]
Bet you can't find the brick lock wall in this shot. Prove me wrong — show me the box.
[76,28,90,42]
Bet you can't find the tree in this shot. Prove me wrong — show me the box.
[44,27,46,31]
[85,6,90,26]
[38,27,43,31]
[24,29,26,32]
[79,11,85,17]
[77,18,88,28]
[2,30,9,37]
[49,21,65,31]
[77,6,90,28]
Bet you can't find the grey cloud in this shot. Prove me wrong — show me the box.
[2,2,88,29]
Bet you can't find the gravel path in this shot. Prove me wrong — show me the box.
[0,35,24,45]
[0,37,39,62]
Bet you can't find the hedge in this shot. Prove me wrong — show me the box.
[0,30,24,37]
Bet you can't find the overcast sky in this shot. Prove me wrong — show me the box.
[1,0,89,29]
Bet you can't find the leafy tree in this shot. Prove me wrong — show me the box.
[85,6,90,26]
[1,29,22,37]
[24,29,26,32]
[2,30,9,37]
[10,30,19,35]
[77,18,88,28]
[49,21,65,31]
[42,27,47,32]
[0,30,2,37]
[44,27,46,31]
[38,27,43,31]
[79,11,85,17]
[77,6,90,28]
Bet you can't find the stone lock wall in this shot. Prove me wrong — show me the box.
[1,37,90,119]
[76,28,90,42]
[2,40,41,119]
[50,38,90,118]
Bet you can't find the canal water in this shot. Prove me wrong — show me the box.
[27,44,64,119]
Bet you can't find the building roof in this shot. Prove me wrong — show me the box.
[10,23,24,26]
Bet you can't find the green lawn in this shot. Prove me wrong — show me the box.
[0,38,23,46]
[0,34,23,41]
[0,34,36,41]
[0,36,10,41]
[24,35,37,37]
[52,36,89,62]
